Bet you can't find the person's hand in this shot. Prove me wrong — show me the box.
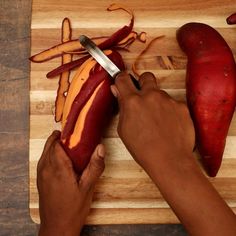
[112,72,236,236]
[111,72,195,175]
[37,130,105,236]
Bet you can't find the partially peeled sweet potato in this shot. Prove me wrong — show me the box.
[30,3,147,174]
[61,50,125,173]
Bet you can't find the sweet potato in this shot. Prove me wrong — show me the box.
[177,22,236,177]
[227,13,236,25]
[61,50,125,174]
[30,4,143,174]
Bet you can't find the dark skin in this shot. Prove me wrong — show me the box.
[37,132,105,235]
[38,72,236,236]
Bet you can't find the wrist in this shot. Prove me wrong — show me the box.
[137,147,197,176]
[39,224,82,236]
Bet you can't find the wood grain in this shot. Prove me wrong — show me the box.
[29,0,236,226]
[0,0,38,235]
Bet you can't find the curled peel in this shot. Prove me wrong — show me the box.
[138,32,147,43]
[30,38,106,63]
[98,3,134,50]
[30,40,83,63]
[30,4,134,63]
[55,18,72,122]
[46,55,90,78]
[46,31,138,78]
[117,31,137,45]
[132,35,165,77]
[107,3,133,15]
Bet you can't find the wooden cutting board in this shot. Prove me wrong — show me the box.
[30,0,236,224]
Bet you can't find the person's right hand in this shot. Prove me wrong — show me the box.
[111,72,195,174]
[111,72,236,236]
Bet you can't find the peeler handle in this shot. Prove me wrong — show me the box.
[129,73,141,90]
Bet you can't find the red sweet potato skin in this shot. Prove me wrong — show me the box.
[62,50,125,174]
[62,78,115,174]
[177,23,236,177]
[227,13,236,25]
[61,69,110,140]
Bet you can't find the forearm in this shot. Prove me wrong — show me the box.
[38,225,81,236]
[143,152,236,236]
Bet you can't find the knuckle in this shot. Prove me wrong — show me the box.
[63,158,73,169]
[54,142,62,153]
[159,89,170,98]
[125,94,141,109]
[139,73,156,86]
[92,157,105,173]
[116,71,128,81]
[140,71,155,80]
[144,90,159,102]
[52,142,67,160]
[79,177,94,193]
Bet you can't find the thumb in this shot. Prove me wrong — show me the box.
[111,71,137,104]
[79,144,105,192]
[110,84,120,100]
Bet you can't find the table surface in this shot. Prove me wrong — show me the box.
[0,0,208,235]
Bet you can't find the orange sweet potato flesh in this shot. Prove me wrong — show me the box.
[177,23,236,177]
[138,32,147,43]
[61,50,125,174]
[55,18,72,122]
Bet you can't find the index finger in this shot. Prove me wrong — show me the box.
[49,140,73,170]
[38,131,60,161]
[112,71,138,101]
[37,130,60,171]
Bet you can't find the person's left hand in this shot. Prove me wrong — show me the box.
[37,130,105,236]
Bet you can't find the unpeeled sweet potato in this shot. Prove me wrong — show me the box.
[227,13,236,25]
[177,23,236,177]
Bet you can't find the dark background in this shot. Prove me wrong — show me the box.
[0,1,187,235]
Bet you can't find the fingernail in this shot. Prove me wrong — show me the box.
[97,145,105,159]
[110,85,118,97]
